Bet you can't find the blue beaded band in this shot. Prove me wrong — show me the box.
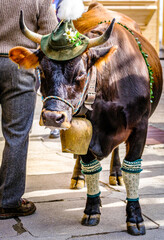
[81,159,102,175]
[126,197,139,202]
[82,168,102,175]
[87,191,101,198]
[80,159,99,167]
[121,159,143,173]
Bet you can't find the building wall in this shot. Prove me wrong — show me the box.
[84,0,160,53]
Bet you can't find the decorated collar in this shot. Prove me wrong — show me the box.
[98,20,154,102]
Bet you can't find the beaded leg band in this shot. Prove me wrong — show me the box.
[81,159,102,198]
[121,159,143,201]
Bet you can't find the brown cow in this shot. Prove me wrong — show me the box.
[71,2,143,189]
[9,2,163,236]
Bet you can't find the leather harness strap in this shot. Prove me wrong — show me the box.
[74,66,97,116]
[84,66,97,111]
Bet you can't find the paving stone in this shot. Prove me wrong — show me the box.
[24,171,110,203]
[0,218,18,238]
[19,196,157,239]
[140,195,164,228]
[71,228,164,240]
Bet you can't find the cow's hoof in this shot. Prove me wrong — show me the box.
[126,201,146,236]
[76,179,85,189]
[81,214,100,226]
[138,222,146,235]
[127,222,146,235]
[117,176,124,186]
[127,222,140,235]
[70,178,85,189]
[109,176,124,186]
[109,176,117,185]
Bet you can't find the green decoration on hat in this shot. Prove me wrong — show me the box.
[41,20,89,61]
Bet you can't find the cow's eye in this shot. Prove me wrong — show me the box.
[74,74,85,82]
[41,71,45,79]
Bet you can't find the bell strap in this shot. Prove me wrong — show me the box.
[84,65,97,110]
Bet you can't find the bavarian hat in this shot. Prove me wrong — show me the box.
[41,20,89,61]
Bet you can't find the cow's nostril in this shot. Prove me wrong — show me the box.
[56,114,65,124]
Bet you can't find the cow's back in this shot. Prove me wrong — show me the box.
[74,2,163,116]
[74,2,141,34]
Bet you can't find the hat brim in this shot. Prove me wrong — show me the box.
[41,34,89,61]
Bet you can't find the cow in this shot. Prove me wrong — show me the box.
[70,2,143,190]
[9,2,163,236]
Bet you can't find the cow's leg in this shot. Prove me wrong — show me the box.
[80,152,102,226]
[109,147,124,186]
[70,155,85,189]
[121,118,148,236]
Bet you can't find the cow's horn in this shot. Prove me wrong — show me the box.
[87,18,116,49]
[19,10,43,44]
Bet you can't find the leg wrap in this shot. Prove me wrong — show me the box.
[121,159,142,201]
[81,159,102,198]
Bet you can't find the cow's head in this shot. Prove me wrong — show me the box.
[9,12,117,130]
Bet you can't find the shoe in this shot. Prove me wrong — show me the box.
[49,129,60,139]
[0,198,36,219]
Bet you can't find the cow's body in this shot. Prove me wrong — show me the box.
[9,2,163,236]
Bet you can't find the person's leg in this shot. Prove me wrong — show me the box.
[0,58,36,209]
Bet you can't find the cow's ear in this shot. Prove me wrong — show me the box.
[9,47,39,69]
[87,46,118,71]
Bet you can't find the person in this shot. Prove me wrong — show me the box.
[49,128,60,138]
[52,0,61,10]
[0,0,57,219]
[47,0,61,139]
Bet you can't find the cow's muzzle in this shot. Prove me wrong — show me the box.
[39,109,71,129]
